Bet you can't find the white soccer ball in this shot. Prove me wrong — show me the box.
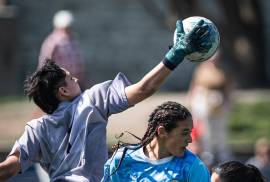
[173,16,220,62]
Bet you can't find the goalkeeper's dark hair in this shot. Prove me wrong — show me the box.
[213,161,266,182]
[108,101,192,177]
[24,59,66,114]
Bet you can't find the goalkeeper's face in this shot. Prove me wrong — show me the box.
[59,68,82,100]
[161,118,193,157]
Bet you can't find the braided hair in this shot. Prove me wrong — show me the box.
[109,101,192,177]
[213,161,266,182]
[24,59,66,114]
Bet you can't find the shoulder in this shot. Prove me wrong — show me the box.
[111,147,132,161]
[25,116,55,138]
[86,73,131,92]
[109,146,141,164]
[185,150,207,168]
[111,73,131,86]
[85,80,112,94]
[25,118,44,131]
[42,32,59,45]
[172,150,210,181]
[106,147,126,168]
[179,150,198,162]
[23,119,44,140]
[83,73,131,101]
[184,151,210,180]
[174,150,208,172]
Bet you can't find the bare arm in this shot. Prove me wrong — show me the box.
[125,19,210,105]
[125,62,171,105]
[0,150,21,181]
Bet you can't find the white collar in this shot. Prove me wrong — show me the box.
[139,147,173,165]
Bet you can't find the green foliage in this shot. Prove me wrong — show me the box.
[229,101,270,151]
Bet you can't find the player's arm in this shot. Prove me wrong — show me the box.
[125,19,210,105]
[0,150,21,181]
[125,62,171,105]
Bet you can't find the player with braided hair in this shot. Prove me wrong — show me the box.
[102,101,210,181]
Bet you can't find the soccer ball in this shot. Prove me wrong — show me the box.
[173,16,220,62]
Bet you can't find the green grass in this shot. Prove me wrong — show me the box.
[229,101,270,152]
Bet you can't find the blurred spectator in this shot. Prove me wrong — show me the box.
[38,10,87,89]
[246,137,270,182]
[187,51,233,167]
[32,10,87,119]
[211,160,266,182]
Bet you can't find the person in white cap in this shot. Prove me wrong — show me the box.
[38,10,86,89]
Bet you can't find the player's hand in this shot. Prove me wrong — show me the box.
[164,19,211,70]
[184,20,212,54]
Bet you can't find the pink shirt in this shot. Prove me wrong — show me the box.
[39,30,85,85]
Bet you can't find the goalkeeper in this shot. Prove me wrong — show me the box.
[0,19,210,182]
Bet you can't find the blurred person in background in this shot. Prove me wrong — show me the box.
[32,10,87,119]
[28,9,87,181]
[211,160,266,182]
[0,19,212,182]
[246,137,270,182]
[187,51,233,167]
[38,10,86,89]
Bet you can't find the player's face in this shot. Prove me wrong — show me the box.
[163,118,193,157]
[62,69,81,99]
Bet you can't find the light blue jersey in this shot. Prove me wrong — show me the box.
[9,73,132,182]
[103,147,210,182]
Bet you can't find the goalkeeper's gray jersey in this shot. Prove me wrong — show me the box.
[9,73,132,182]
